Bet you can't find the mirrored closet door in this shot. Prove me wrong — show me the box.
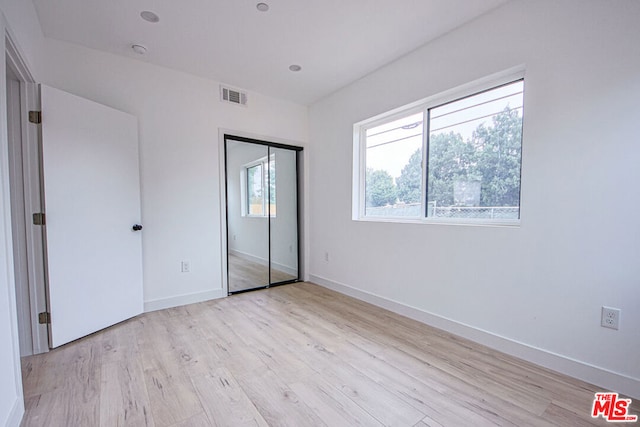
[224,135,302,294]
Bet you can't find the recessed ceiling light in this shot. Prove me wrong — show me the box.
[289,64,302,72]
[256,3,269,12]
[131,44,147,55]
[140,11,160,23]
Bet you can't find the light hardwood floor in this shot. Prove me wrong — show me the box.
[228,253,297,292]
[21,283,638,426]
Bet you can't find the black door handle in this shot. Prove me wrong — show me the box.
[132,224,143,231]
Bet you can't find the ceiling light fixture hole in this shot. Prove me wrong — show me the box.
[140,11,160,23]
[289,64,302,72]
[256,3,269,12]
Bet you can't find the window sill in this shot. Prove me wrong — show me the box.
[353,216,520,228]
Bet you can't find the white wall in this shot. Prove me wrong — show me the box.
[0,1,308,423]
[308,0,640,398]
[0,45,24,427]
[0,11,27,427]
[0,0,41,73]
[39,38,308,310]
[0,1,42,424]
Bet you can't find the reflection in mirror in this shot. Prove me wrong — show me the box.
[269,147,298,284]
[225,136,301,294]
[226,140,270,292]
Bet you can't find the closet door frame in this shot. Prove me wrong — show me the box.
[223,134,303,295]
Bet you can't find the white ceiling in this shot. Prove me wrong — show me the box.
[32,0,508,105]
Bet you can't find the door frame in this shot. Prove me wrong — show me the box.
[217,129,305,295]
[5,32,50,354]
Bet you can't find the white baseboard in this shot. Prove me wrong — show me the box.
[230,249,267,266]
[7,398,24,427]
[144,289,226,312]
[272,261,297,277]
[309,274,640,400]
[230,249,298,276]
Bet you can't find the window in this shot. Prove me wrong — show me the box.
[246,163,264,215]
[355,74,524,224]
[244,155,276,216]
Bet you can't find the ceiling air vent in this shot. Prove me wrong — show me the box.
[220,85,248,106]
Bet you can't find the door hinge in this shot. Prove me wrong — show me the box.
[38,312,51,324]
[33,213,46,225]
[29,111,42,124]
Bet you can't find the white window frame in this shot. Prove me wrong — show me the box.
[241,154,276,217]
[353,66,525,226]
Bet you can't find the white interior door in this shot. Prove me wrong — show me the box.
[41,85,143,348]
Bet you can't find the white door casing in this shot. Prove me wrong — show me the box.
[41,85,143,348]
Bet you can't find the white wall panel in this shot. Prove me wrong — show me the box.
[308,0,640,398]
[39,39,308,310]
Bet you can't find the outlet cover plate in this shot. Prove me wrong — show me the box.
[601,306,620,330]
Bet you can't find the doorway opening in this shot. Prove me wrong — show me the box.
[224,134,303,294]
[5,33,49,356]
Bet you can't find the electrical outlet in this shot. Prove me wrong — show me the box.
[181,260,191,273]
[601,306,620,330]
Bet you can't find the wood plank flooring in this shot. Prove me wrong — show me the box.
[228,253,296,292]
[21,282,638,426]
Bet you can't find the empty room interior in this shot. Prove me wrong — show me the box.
[1,0,639,426]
